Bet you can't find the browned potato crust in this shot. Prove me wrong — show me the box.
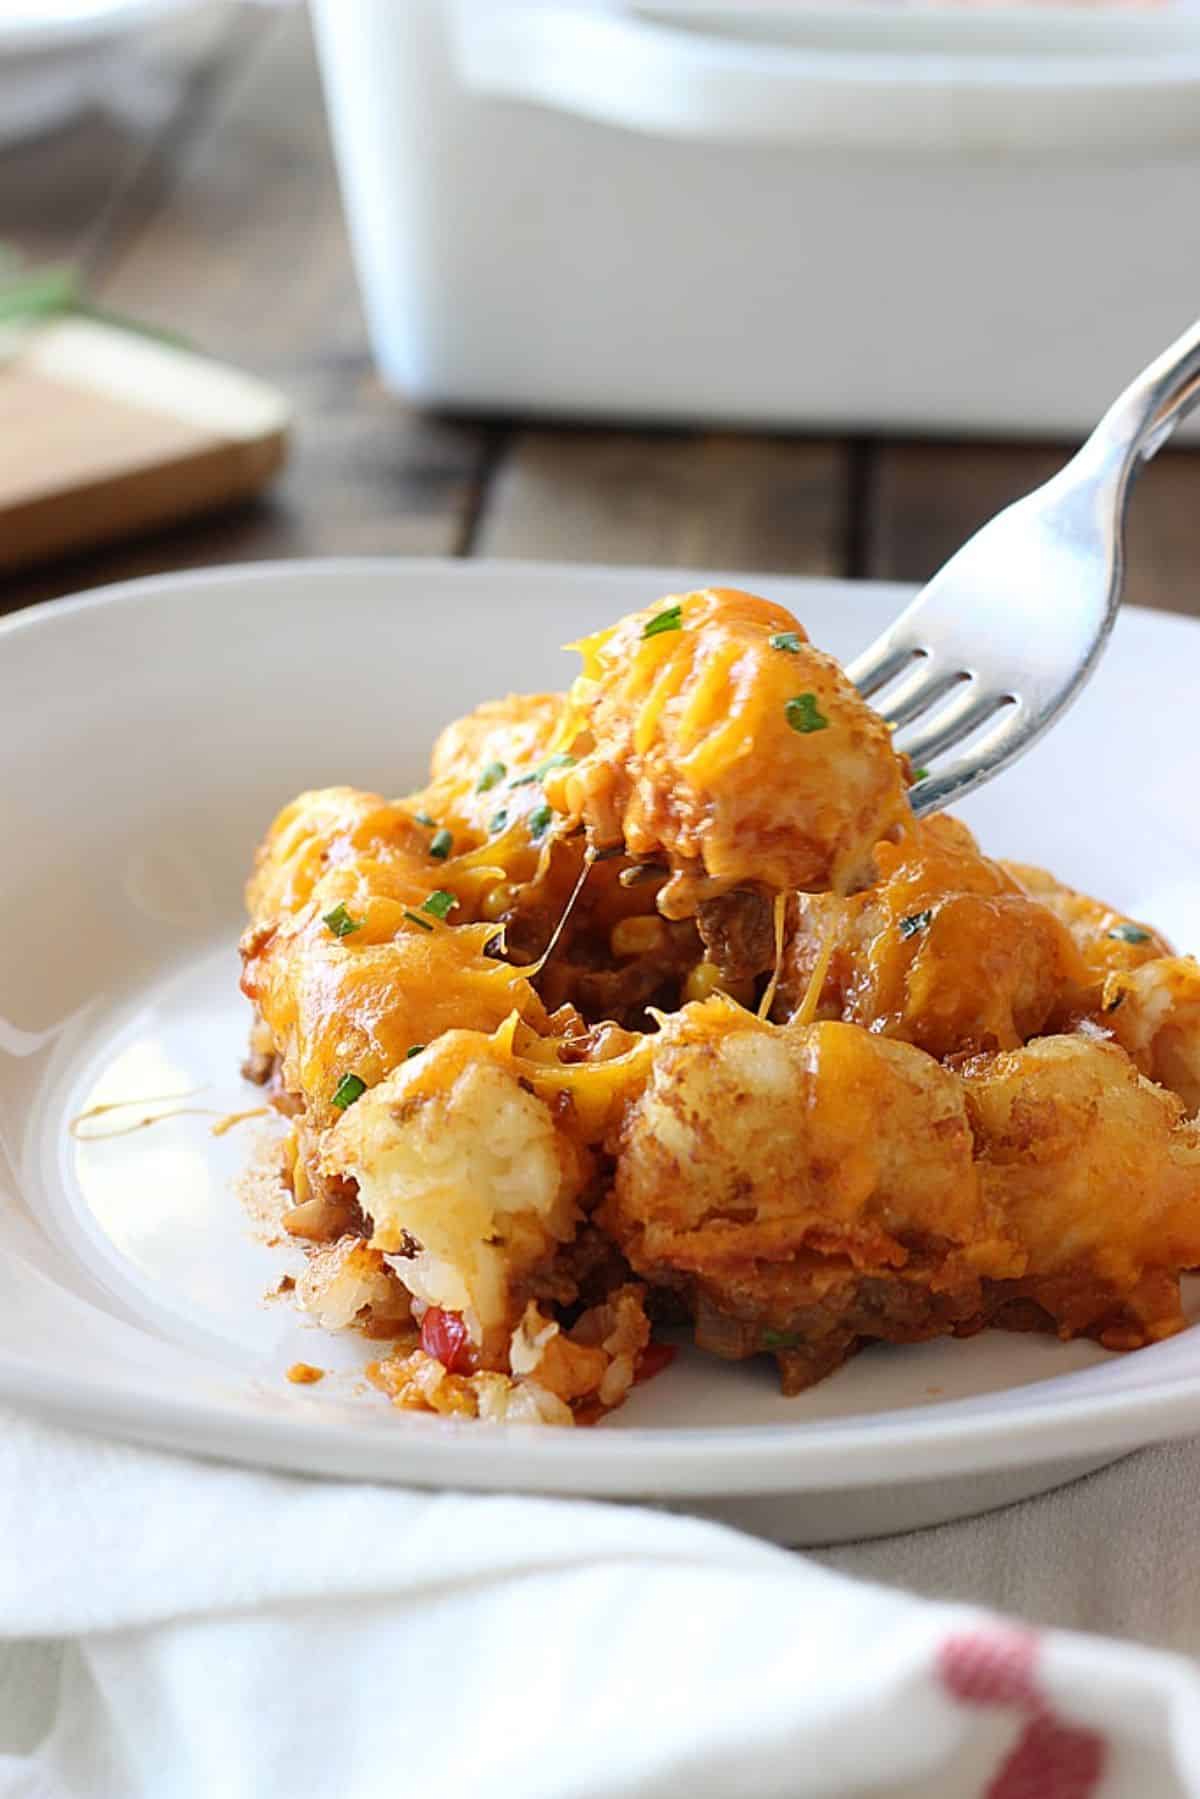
[1004,860,1171,981]
[1102,956,1200,1117]
[961,1035,1200,1349]
[775,815,1089,1056]
[604,1001,1021,1388]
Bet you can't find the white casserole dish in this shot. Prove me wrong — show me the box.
[310,0,1200,437]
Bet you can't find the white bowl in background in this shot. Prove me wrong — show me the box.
[0,0,206,146]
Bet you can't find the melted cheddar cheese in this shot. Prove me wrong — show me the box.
[548,589,911,912]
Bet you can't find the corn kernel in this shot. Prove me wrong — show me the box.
[480,881,518,923]
[684,960,725,1004]
[610,915,669,959]
[683,962,756,1009]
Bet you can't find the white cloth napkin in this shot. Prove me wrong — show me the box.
[3,1408,1200,1799]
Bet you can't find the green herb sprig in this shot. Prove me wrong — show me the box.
[1108,923,1151,945]
[785,693,829,735]
[322,903,363,940]
[331,1073,366,1111]
[642,604,683,640]
[0,253,187,347]
[421,889,458,921]
[509,752,576,789]
[898,909,934,940]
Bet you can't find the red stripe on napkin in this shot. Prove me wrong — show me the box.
[937,1629,1107,1798]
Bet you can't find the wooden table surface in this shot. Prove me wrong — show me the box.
[4,3,1200,619]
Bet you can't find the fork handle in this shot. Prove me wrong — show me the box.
[1089,315,1200,470]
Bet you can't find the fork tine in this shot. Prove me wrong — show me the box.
[844,637,921,700]
[872,661,965,731]
[910,705,1029,819]
[897,688,1011,767]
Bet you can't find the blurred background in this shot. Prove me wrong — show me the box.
[2,0,1199,616]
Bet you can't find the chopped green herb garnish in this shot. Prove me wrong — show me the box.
[322,903,363,940]
[475,761,506,794]
[1108,923,1151,944]
[509,752,577,789]
[331,1073,366,1111]
[898,909,934,940]
[422,889,458,921]
[404,909,435,932]
[429,828,453,860]
[405,1044,426,1060]
[763,1330,803,1351]
[528,803,554,840]
[414,810,436,827]
[769,632,802,654]
[0,256,186,346]
[489,809,509,835]
[0,264,79,324]
[785,693,829,735]
[642,603,683,640]
[911,766,930,783]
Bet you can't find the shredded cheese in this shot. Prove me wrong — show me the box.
[674,641,741,754]
[633,637,692,756]
[757,891,791,1021]
[794,920,837,1028]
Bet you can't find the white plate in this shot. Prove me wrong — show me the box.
[0,0,191,56]
[0,0,204,147]
[2,559,1200,1545]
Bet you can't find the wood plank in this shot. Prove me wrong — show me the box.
[1122,452,1200,619]
[0,8,484,611]
[474,429,848,576]
[864,443,1062,585]
[865,440,1200,618]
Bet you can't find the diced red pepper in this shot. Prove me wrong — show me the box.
[634,1342,676,1384]
[420,1307,474,1375]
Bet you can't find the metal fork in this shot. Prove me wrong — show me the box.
[846,318,1200,818]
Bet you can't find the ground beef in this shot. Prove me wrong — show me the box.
[696,887,776,983]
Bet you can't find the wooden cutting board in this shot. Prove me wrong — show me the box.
[0,315,290,573]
